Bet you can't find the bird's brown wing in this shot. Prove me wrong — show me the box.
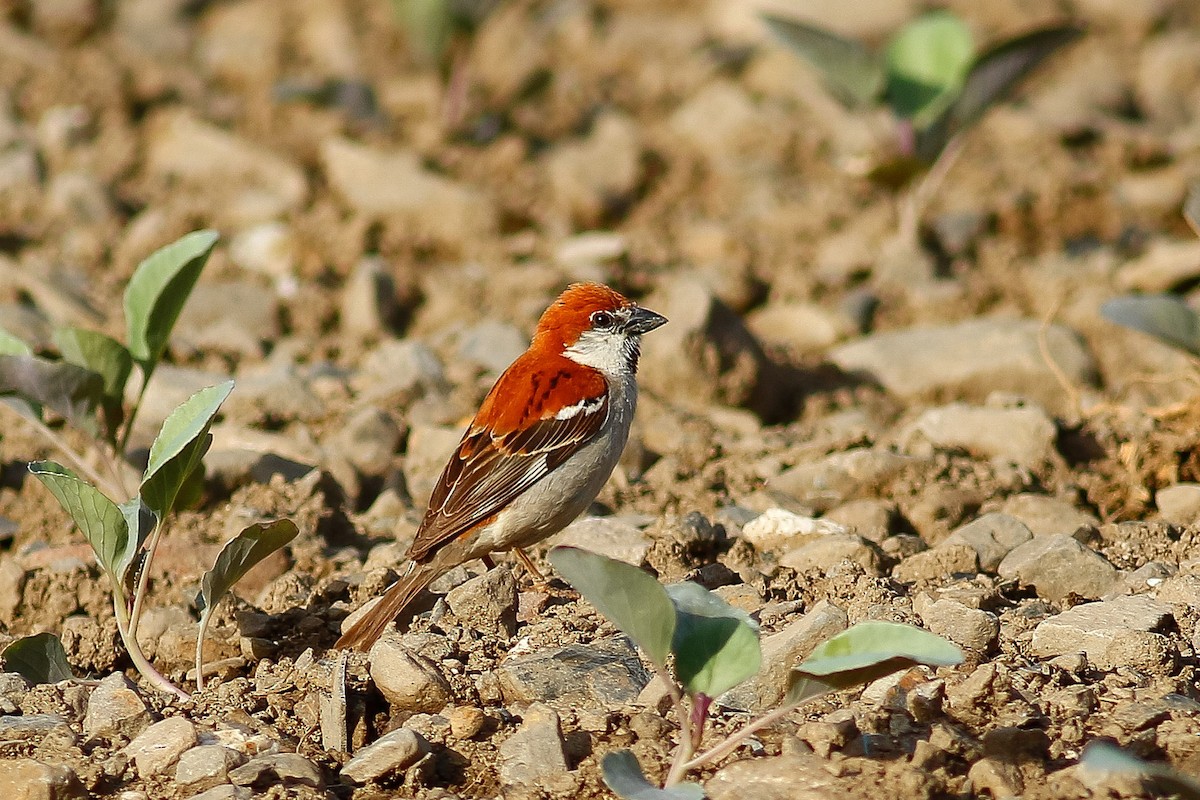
[407,393,609,563]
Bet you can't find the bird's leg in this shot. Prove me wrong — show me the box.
[512,547,550,588]
[482,554,497,570]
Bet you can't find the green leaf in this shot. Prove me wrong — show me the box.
[665,582,761,698]
[917,24,1082,161]
[885,10,974,124]
[0,355,104,430]
[547,546,675,671]
[1081,741,1200,799]
[2,633,74,684]
[0,329,31,356]
[760,14,885,107]
[53,327,133,441]
[29,461,133,589]
[198,519,299,615]
[1101,295,1200,357]
[786,621,963,706]
[601,750,706,800]
[124,230,219,368]
[141,381,233,520]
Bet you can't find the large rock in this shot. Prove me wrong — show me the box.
[82,673,151,739]
[898,403,1058,467]
[2,759,84,800]
[1031,595,1175,671]
[707,753,839,800]
[829,319,1095,414]
[549,516,652,566]
[997,535,1119,603]
[497,636,649,708]
[445,566,517,637]
[123,716,198,776]
[368,637,453,714]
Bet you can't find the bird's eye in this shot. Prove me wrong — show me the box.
[590,310,615,329]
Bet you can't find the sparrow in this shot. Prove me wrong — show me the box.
[335,282,667,651]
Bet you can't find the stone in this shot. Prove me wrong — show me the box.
[1155,483,1200,525]
[1031,595,1175,671]
[229,222,295,279]
[770,448,916,513]
[83,673,151,739]
[998,494,1099,536]
[779,534,882,576]
[721,601,848,712]
[893,544,979,584]
[545,111,641,225]
[340,727,430,784]
[821,499,895,543]
[549,516,652,566]
[899,403,1058,467]
[228,753,324,789]
[669,81,759,162]
[123,716,198,776]
[0,715,74,741]
[369,637,453,713]
[942,514,1034,573]
[185,787,250,800]
[320,137,496,242]
[829,319,1095,415]
[998,535,1120,603]
[449,706,486,740]
[1116,238,1200,292]
[746,301,850,354]
[403,423,464,508]
[328,406,403,476]
[740,508,848,550]
[445,565,517,636]
[197,0,282,85]
[498,703,570,789]
[340,257,400,338]
[455,321,527,374]
[353,340,446,406]
[707,753,839,800]
[30,0,99,43]
[497,636,649,708]
[175,745,246,792]
[2,759,84,800]
[967,757,1024,798]
[145,110,307,224]
[916,597,999,653]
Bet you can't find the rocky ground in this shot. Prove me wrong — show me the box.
[3,0,1200,798]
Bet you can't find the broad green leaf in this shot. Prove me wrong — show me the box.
[1081,741,1200,799]
[124,230,219,368]
[0,354,104,430]
[0,329,31,356]
[600,750,705,800]
[885,11,974,124]
[29,461,131,587]
[760,14,885,107]
[198,519,299,614]
[53,328,133,401]
[665,582,761,698]
[917,24,1082,161]
[786,621,963,706]
[2,633,74,684]
[547,546,675,670]
[141,381,233,519]
[1101,295,1200,357]
[195,519,298,690]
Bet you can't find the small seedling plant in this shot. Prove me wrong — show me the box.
[762,10,1081,237]
[0,231,297,699]
[547,546,963,797]
[1101,187,1200,360]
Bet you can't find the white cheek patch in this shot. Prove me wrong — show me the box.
[554,396,604,420]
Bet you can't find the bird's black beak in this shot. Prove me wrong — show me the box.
[625,306,667,335]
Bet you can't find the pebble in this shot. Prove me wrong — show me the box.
[175,745,246,792]
[0,714,74,741]
[320,137,497,242]
[779,533,882,576]
[228,222,295,280]
[455,321,527,374]
[997,535,1119,603]
[340,257,400,338]
[545,111,641,226]
[707,753,838,800]
[82,673,151,740]
[497,636,649,708]
[340,727,430,784]
[770,448,916,512]
[227,753,324,789]
[549,516,652,566]
[746,301,850,353]
[821,499,895,543]
[123,717,198,777]
[1116,238,1200,292]
[498,703,571,790]
[353,340,446,407]
[448,706,486,740]
[174,281,279,358]
[829,319,1095,415]
[740,508,848,551]
[898,402,1058,467]
[721,600,848,713]
[185,786,250,800]
[967,757,1024,799]
[327,405,403,476]
[893,544,979,584]
[915,597,1000,653]
[368,637,454,714]
[445,565,517,637]
[942,514,1034,573]
[403,423,464,508]
[1155,483,1200,524]
[668,81,758,163]
[1031,595,1175,671]
[0,671,31,710]
[4,759,84,800]
[998,494,1099,536]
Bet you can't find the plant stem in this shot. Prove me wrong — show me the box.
[898,133,966,245]
[128,519,166,638]
[1,402,122,498]
[195,609,212,693]
[117,365,153,458]
[682,695,827,772]
[110,575,189,701]
[647,662,696,788]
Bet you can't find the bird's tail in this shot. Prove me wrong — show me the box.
[334,561,439,652]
